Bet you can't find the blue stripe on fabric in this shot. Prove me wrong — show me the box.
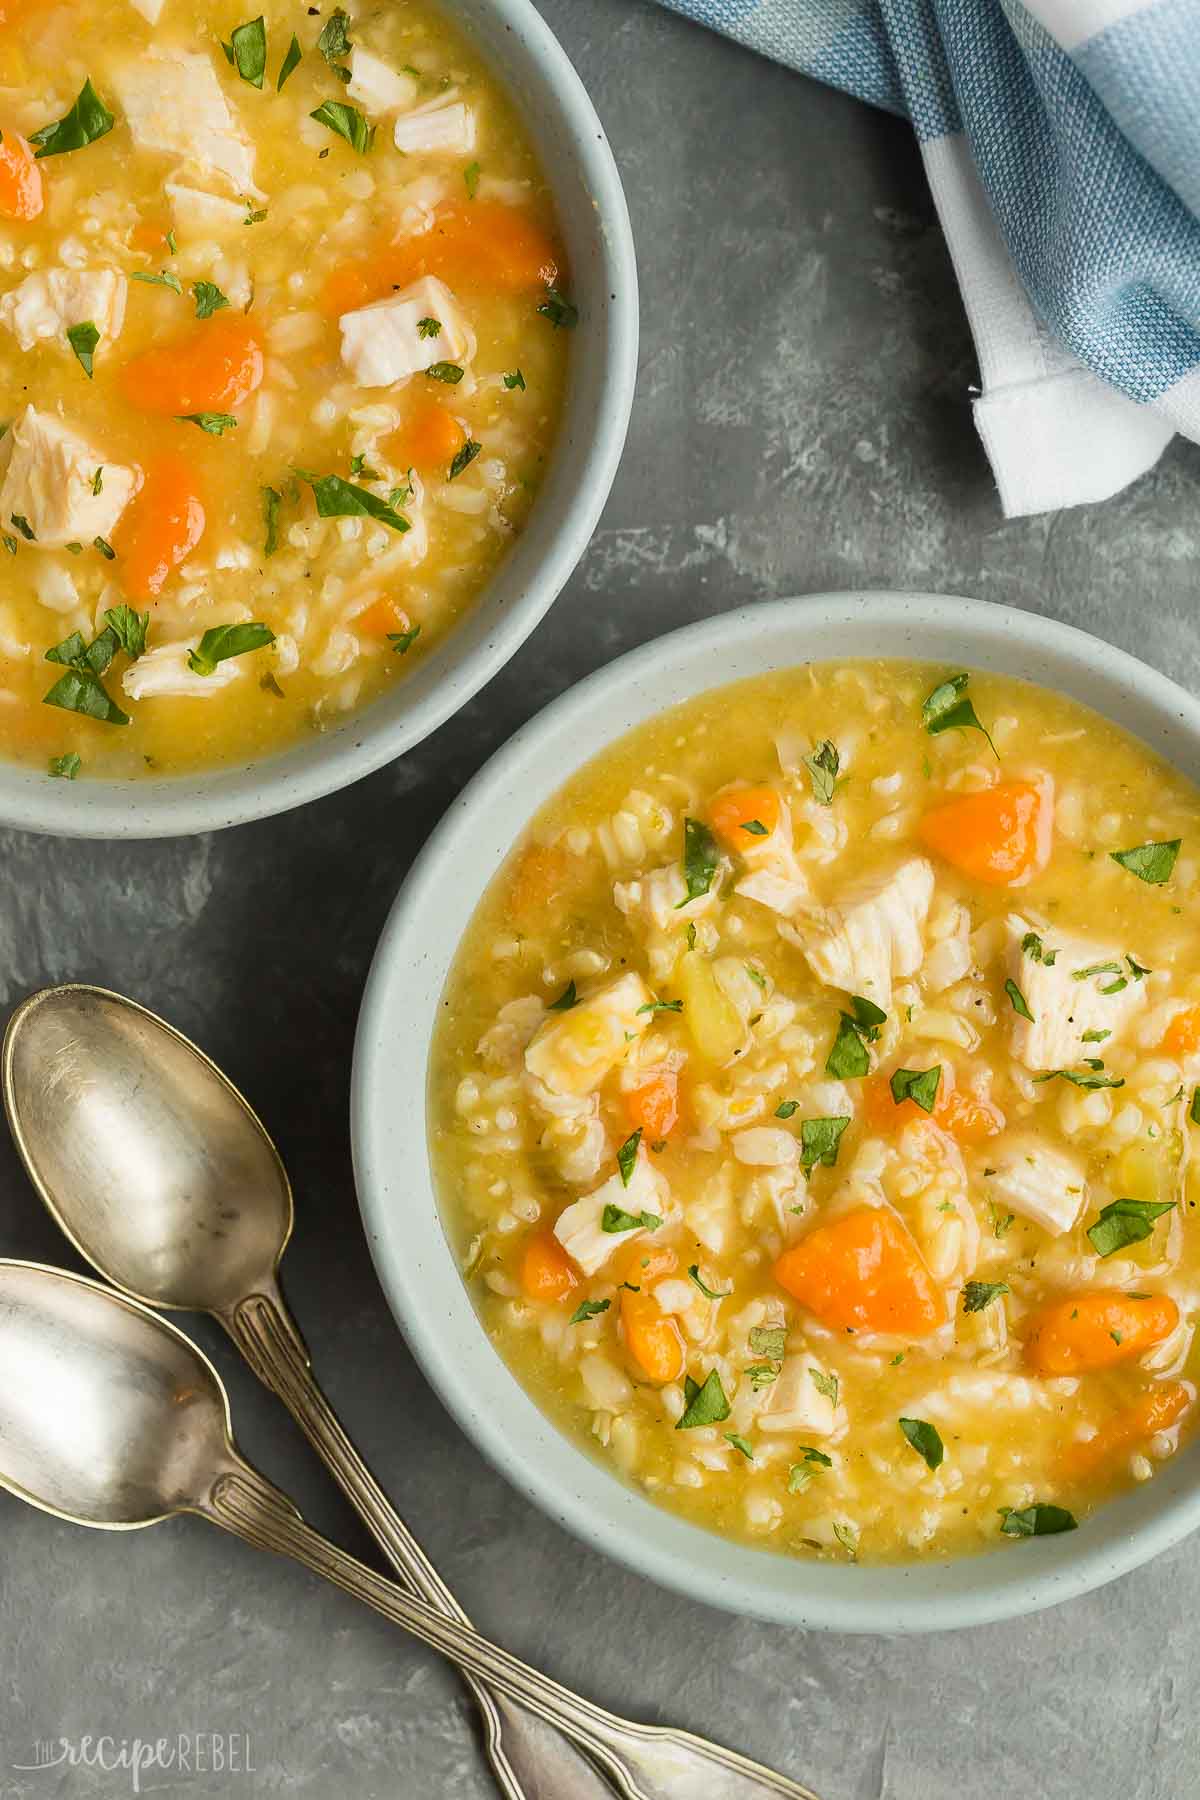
[1071,0,1200,219]
[654,0,908,112]
[876,0,961,138]
[807,5,909,116]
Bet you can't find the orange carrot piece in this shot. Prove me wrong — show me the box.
[624,1071,679,1141]
[0,128,42,221]
[1065,1383,1191,1478]
[863,1069,1004,1143]
[384,398,465,473]
[519,1229,579,1304]
[708,785,781,850]
[617,1239,678,1288]
[1161,1005,1200,1060]
[356,599,406,638]
[1024,1290,1179,1375]
[111,454,205,599]
[321,204,561,316]
[774,1206,944,1337]
[918,778,1052,887]
[621,1287,685,1384]
[120,316,265,417]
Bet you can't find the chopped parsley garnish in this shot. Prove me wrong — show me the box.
[448,438,482,480]
[10,514,34,541]
[464,159,481,198]
[299,471,409,532]
[48,752,81,780]
[803,739,840,805]
[30,78,115,159]
[810,1368,839,1406]
[536,287,578,329]
[277,32,303,89]
[678,817,721,906]
[747,1363,778,1390]
[741,818,769,836]
[1072,960,1122,982]
[43,624,130,725]
[749,1326,787,1359]
[637,997,683,1015]
[600,1200,660,1235]
[316,6,353,76]
[725,1433,754,1461]
[898,1417,943,1470]
[504,369,526,390]
[1191,1087,1200,1126]
[1033,1067,1125,1091]
[310,99,374,154]
[890,1065,942,1114]
[547,980,577,1011]
[192,281,230,320]
[187,622,275,676]
[825,998,884,1079]
[388,627,421,655]
[222,16,268,86]
[131,269,184,294]
[262,485,282,556]
[832,1522,858,1560]
[920,671,997,756]
[687,1264,731,1300]
[616,1128,642,1187]
[1004,978,1034,1022]
[92,466,103,495]
[426,361,465,384]
[1021,931,1057,965]
[989,1203,1015,1238]
[1086,1197,1175,1258]
[103,605,148,660]
[1081,1029,1110,1044]
[775,1099,799,1119]
[66,320,99,378]
[1110,840,1180,885]
[568,1298,609,1325]
[417,317,442,339]
[999,1504,1077,1538]
[93,535,115,560]
[799,1115,850,1171]
[962,1279,1009,1313]
[675,1369,730,1430]
[177,412,238,435]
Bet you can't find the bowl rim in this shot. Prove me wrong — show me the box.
[5,0,638,840]
[352,591,1200,1633]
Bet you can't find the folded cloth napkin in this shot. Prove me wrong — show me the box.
[654,0,1200,516]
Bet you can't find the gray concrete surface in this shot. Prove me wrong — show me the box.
[4,2,1200,1796]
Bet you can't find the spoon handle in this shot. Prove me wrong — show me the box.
[206,1465,820,1800]
[222,1288,616,1800]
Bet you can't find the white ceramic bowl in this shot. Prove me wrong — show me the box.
[11,0,637,839]
[353,592,1200,1632]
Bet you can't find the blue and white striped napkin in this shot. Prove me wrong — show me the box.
[655,0,1200,517]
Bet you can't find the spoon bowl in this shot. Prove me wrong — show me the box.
[4,985,290,1314]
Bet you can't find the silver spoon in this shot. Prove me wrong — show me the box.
[2,982,605,1800]
[0,1260,820,1800]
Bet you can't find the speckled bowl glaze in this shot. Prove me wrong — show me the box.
[353,593,1200,1632]
[6,0,637,839]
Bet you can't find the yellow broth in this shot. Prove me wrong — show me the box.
[0,0,569,777]
[430,662,1200,1563]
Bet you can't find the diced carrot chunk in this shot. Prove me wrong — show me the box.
[1161,1005,1200,1060]
[519,1229,579,1304]
[356,599,406,638]
[616,1238,677,1288]
[621,1287,685,1384]
[120,316,265,417]
[773,1206,944,1337]
[708,785,781,850]
[320,203,561,316]
[131,219,171,252]
[1024,1290,1179,1375]
[384,398,465,473]
[918,778,1053,887]
[624,1071,679,1141]
[863,1069,1004,1143]
[0,128,42,221]
[1065,1383,1191,1478]
[111,454,205,599]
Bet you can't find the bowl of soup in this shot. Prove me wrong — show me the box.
[353,592,1200,1630]
[0,0,636,834]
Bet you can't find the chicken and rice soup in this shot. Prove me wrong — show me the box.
[430,662,1200,1563]
[0,0,569,778]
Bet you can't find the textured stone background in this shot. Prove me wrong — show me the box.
[3,1,1200,1795]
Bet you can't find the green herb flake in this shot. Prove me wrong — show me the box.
[616,1128,643,1188]
[687,1264,731,1301]
[637,997,683,1016]
[1191,1087,1200,1127]
[920,671,997,756]
[547,980,577,1012]
[416,316,442,339]
[826,1012,871,1080]
[832,1522,858,1560]
[747,1363,778,1391]
[568,1298,609,1326]
[48,752,81,780]
[1033,1067,1125,1092]
[962,1279,1009,1314]
[999,1504,1077,1538]
[536,287,578,329]
[810,1368,839,1406]
[177,411,238,435]
[1081,1029,1110,1044]
[600,1201,661,1235]
[989,1204,1015,1238]
[103,605,148,660]
[898,1416,944,1470]
[803,739,840,805]
[131,269,184,294]
[463,159,481,198]
[748,1326,788,1359]
[316,6,353,75]
[10,514,34,541]
[299,471,409,533]
[724,1433,754,1461]
[91,466,103,495]
[223,16,267,86]
[387,626,421,656]
[448,438,482,480]
[1110,840,1180,885]
[775,1099,799,1119]
[66,320,99,378]
[310,99,374,154]
[262,485,282,556]
[678,817,721,906]
[800,1114,851,1171]
[675,1369,731,1430]
[30,79,115,160]
[93,535,115,560]
[192,280,230,320]
[1086,1197,1176,1258]
[890,1065,942,1114]
[503,369,526,391]
[43,667,128,726]
[741,818,769,836]
[187,622,275,676]
[1004,978,1034,1022]
[1022,931,1057,965]
[425,361,464,385]
[277,31,303,89]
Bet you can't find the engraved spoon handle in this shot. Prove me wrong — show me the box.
[222,1289,616,1800]
[206,1463,822,1800]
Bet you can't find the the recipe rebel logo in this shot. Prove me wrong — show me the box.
[11,1732,256,1793]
